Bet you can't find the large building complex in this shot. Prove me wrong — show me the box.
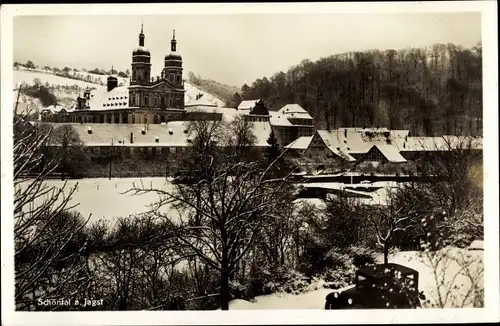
[35,25,482,172]
[41,25,186,125]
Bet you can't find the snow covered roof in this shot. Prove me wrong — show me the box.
[279,104,308,114]
[237,99,259,111]
[42,121,194,147]
[87,86,129,111]
[363,144,407,163]
[185,96,218,108]
[286,136,313,150]
[278,104,313,121]
[317,130,365,157]
[269,111,293,126]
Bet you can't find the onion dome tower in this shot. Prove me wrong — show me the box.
[131,23,151,85]
[162,30,183,87]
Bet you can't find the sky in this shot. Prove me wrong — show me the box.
[14,13,481,88]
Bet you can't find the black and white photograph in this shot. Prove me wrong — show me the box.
[1,2,498,325]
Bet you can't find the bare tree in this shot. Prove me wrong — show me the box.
[225,115,257,154]
[127,122,293,310]
[51,124,89,180]
[13,90,91,310]
[367,194,420,264]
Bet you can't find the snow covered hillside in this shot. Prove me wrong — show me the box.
[226,248,484,310]
[13,68,226,110]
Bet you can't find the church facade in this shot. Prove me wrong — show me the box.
[41,25,186,124]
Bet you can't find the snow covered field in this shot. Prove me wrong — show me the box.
[16,177,177,226]
[227,249,484,310]
[16,178,405,225]
[14,69,106,90]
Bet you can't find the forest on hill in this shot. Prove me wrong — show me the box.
[239,43,483,136]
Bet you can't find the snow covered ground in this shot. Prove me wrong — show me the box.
[184,81,225,107]
[14,69,106,90]
[15,177,178,226]
[226,249,483,310]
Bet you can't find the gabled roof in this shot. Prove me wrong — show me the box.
[317,129,370,155]
[315,131,356,161]
[361,144,407,163]
[279,104,313,120]
[237,99,260,111]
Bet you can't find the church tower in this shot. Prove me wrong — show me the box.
[162,30,183,88]
[130,24,151,86]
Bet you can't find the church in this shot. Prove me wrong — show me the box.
[42,25,186,124]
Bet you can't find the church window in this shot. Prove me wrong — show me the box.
[176,74,181,83]
[176,97,180,108]
[170,73,174,83]
[168,98,172,107]
[145,96,149,106]
[131,115,135,124]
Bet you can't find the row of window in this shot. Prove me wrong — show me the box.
[130,93,182,108]
[247,116,270,122]
[88,146,187,156]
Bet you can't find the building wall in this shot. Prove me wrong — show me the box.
[129,87,184,110]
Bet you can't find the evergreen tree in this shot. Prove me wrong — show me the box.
[265,130,282,163]
[263,130,295,178]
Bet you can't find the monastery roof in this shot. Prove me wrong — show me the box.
[42,122,193,147]
[40,117,274,148]
[87,86,129,111]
